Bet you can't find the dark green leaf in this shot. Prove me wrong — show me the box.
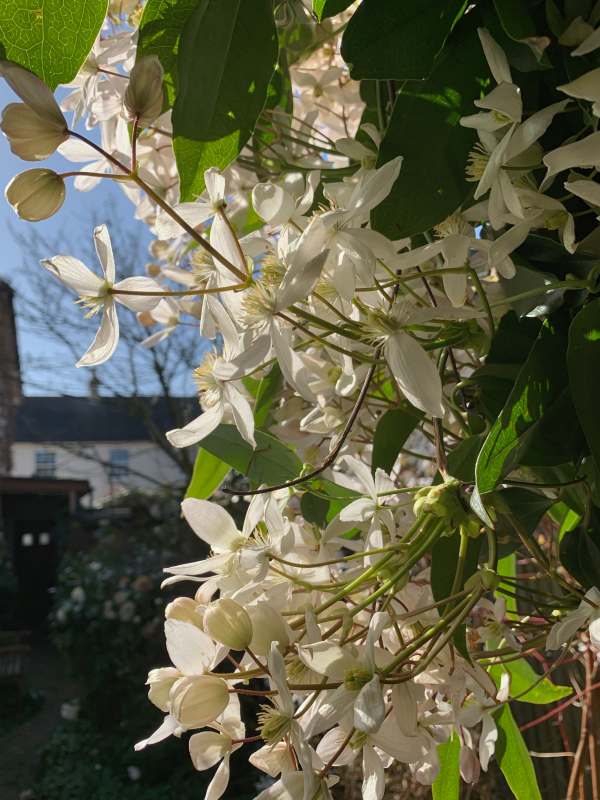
[476,320,568,495]
[432,734,460,800]
[489,659,572,705]
[545,0,565,37]
[372,405,423,475]
[200,424,301,488]
[372,14,489,238]
[173,0,278,201]
[568,298,600,467]
[495,704,542,800]
[431,532,481,658]
[560,509,600,588]
[341,0,468,80]
[493,0,538,41]
[185,447,230,499]
[312,0,354,22]
[254,364,282,429]
[0,0,107,89]
[446,435,486,483]
[137,0,197,107]
[300,492,330,526]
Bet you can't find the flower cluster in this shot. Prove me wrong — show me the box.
[3,3,600,798]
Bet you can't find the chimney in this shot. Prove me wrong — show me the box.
[0,281,22,475]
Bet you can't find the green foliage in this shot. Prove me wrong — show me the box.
[341,0,468,79]
[172,0,278,200]
[0,0,107,88]
[137,0,198,106]
[432,734,460,800]
[560,507,600,588]
[185,447,230,499]
[312,0,354,22]
[253,363,283,428]
[199,423,301,487]
[489,659,572,704]
[495,704,542,800]
[371,404,423,474]
[493,0,538,41]
[372,13,488,238]
[568,298,600,468]
[476,319,570,495]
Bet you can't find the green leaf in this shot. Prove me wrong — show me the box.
[200,424,301,488]
[0,0,107,89]
[185,447,230,499]
[476,320,568,495]
[489,659,572,705]
[568,298,600,468]
[446,434,486,483]
[137,0,198,107]
[312,0,354,22]
[254,364,282,429]
[431,532,481,658]
[493,0,538,41]
[497,551,517,613]
[172,0,278,201]
[559,509,600,588]
[432,734,460,800]
[341,0,468,80]
[371,405,423,475]
[371,13,489,238]
[495,704,542,800]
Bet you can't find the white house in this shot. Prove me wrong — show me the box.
[11,395,190,507]
[0,279,192,507]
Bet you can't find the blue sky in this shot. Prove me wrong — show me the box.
[0,81,167,397]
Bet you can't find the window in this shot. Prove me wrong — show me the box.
[108,449,129,479]
[35,450,56,478]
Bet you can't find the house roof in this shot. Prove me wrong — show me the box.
[14,396,197,444]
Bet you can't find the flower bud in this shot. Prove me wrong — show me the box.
[169,675,229,728]
[124,55,164,126]
[204,598,253,650]
[247,603,290,656]
[1,103,68,160]
[0,61,66,126]
[146,667,180,711]
[165,596,203,628]
[6,168,65,220]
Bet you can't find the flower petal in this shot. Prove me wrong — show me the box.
[77,301,119,367]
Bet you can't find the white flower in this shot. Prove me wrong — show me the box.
[41,225,162,366]
[546,587,600,650]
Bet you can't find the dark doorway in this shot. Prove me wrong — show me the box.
[13,521,59,626]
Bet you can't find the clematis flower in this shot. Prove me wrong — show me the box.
[558,67,600,115]
[542,131,600,188]
[41,225,161,366]
[546,587,600,650]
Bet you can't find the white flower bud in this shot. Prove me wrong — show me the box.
[5,168,65,220]
[146,667,180,712]
[124,55,164,126]
[204,598,253,651]
[247,603,290,656]
[0,61,65,126]
[164,596,203,628]
[1,103,68,160]
[169,675,229,729]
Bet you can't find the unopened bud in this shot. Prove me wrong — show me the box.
[465,566,499,592]
[145,262,161,278]
[146,667,180,711]
[124,55,164,126]
[204,598,253,650]
[169,675,229,728]
[6,168,65,220]
[165,596,203,628]
[247,603,290,656]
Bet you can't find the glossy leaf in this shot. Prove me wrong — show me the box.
[341,0,468,80]
[253,364,282,429]
[495,704,542,800]
[199,424,301,488]
[489,660,572,705]
[0,0,107,89]
[432,734,460,800]
[185,447,230,499]
[476,320,568,495]
[372,13,489,238]
[371,404,423,475]
[568,298,600,468]
[173,0,278,201]
[137,0,197,106]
